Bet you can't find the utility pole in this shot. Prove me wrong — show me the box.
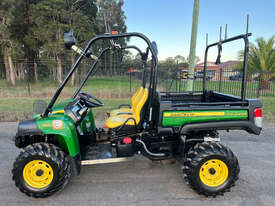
[186,0,200,91]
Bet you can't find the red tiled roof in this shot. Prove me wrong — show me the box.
[195,60,239,70]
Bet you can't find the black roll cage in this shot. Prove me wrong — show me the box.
[43,32,159,117]
[202,33,251,101]
[72,45,148,98]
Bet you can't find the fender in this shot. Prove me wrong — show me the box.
[180,121,261,135]
[36,115,80,156]
[15,115,80,157]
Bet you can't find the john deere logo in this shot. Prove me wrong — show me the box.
[53,120,63,130]
[164,111,225,117]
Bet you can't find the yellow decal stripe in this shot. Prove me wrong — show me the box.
[52,110,65,114]
[164,111,225,117]
[42,124,51,127]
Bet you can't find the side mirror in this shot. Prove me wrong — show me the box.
[151,41,158,55]
[64,29,76,50]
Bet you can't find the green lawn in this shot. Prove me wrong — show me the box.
[0,77,274,122]
[0,76,141,98]
[0,97,274,122]
[0,97,130,121]
[261,98,275,122]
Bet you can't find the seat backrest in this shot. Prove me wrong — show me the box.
[132,88,149,124]
[131,87,144,109]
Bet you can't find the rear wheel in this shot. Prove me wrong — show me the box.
[12,143,71,198]
[183,142,239,196]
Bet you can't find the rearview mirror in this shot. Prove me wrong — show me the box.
[64,29,76,50]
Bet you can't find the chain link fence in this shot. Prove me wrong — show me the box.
[157,67,275,99]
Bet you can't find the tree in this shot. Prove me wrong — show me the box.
[97,0,127,76]
[186,56,201,64]
[0,0,127,84]
[174,55,186,64]
[238,36,275,88]
[248,37,275,72]
[25,0,36,82]
[29,0,97,83]
[0,0,24,86]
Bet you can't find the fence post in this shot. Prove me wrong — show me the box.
[25,65,31,96]
[218,69,223,92]
[256,71,262,98]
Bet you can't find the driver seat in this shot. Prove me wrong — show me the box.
[108,86,144,117]
[105,88,149,129]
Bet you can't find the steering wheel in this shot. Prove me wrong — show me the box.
[79,92,104,107]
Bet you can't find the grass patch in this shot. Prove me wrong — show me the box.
[261,98,275,122]
[0,77,274,122]
[0,97,130,121]
[0,97,274,122]
[0,76,141,99]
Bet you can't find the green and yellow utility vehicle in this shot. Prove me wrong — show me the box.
[12,28,262,198]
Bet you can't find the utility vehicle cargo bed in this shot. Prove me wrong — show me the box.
[159,91,248,106]
[155,91,262,135]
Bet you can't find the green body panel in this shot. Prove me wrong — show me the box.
[36,114,80,156]
[162,109,248,127]
[79,110,96,133]
[34,99,96,157]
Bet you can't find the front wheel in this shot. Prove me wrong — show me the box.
[12,143,71,198]
[183,142,239,197]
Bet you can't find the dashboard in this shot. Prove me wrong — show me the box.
[65,99,88,123]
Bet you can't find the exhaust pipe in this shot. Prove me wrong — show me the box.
[136,139,166,158]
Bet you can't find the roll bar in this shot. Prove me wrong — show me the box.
[72,45,149,99]
[43,32,158,117]
[202,33,251,101]
[203,15,251,101]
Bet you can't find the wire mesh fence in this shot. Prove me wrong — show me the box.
[157,68,275,99]
[1,59,275,99]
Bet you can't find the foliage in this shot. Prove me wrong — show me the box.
[0,0,127,85]
[236,36,275,88]
[248,36,275,73]
[237,36,275,75]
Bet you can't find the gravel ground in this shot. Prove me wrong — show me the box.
[0,122,275,206]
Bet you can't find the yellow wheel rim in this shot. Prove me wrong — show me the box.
[199,159,228,187]
[23,160,54,189]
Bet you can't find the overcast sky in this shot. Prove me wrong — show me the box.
[123,0,275,62]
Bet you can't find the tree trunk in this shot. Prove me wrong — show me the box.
[34,61,38,81]
[56,54,62,83]
[14,63,19,80]
[25,0,36,82]
[3,48,10,83]
[3,47,15,86]
[18,63,24,80]
[7,51,16,86]
[27,47,35,82]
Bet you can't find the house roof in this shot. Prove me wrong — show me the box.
[195,60,239,70]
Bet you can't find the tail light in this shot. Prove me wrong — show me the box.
[122,137,132,144]
[254,108,262,128]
